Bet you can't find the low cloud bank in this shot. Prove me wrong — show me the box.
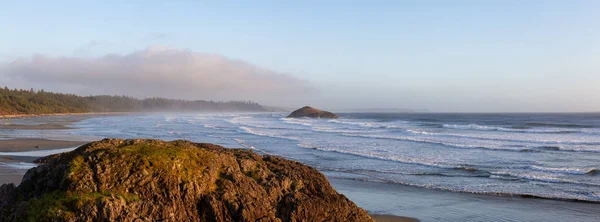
[0,47,313,104]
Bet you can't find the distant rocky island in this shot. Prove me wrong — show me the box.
[0,86,267,116]
[0,139,373,221]
[287,106,339,118]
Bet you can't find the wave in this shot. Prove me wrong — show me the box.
[528,165,599,175]
[238,126,299,141]
[405,129,600,146]
[225,116,252,125]
[320,166,491,178]
[544,146,600,153]
[311,127,366,134]
[297,142,475,170]
[328,119,408,129]
[281,118,313,127]
[346,132,600,153]
[223,116,298,131]
[340,133,530,152]
[308,145,597,179]
[442,124,579,134]
[490,171,600,187]
[0,162,38,170]
[201,124,235,131]
[536,146,560,150]
[333,176,600,203]
[523,122,596,129]
[233,138,270,155]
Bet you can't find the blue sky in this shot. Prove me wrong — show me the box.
[1,1,599,112]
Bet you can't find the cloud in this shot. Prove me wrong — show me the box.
[0,47,314,104]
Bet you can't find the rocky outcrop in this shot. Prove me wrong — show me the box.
[0,139,373,221]
[286,106,338,118]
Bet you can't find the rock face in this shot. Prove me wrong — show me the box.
[286,106,338,118]
[0,139,373,222]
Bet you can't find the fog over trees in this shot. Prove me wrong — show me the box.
[0,87,266,115]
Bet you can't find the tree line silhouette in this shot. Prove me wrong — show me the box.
[0,87,266,115]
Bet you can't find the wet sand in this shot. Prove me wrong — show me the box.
[0,115,96,186]
[0,138,87,152]
[330,178,600,222]
[0,171,24,185]
[0,137,88,185]
[0,156,18,163]
[372,214,419,222]
[0,123,73,130]
[12,113,590,221]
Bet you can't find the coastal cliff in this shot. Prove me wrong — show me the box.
[0,139,373,221]
[286,106,338,118]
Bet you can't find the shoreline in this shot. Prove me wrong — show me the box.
[329,177,600,222]
[0,114,97,186]
[371,214,419,222]
[0,112,136,119]
[8,113,600,221]
[0,113,421,221]
[0,141,420,222]
[0,138,88,152]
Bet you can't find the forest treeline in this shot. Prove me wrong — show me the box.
[0,87,267,115]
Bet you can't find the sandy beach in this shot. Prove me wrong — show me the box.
[0,115,94,185]
[6,113,599,221]
[330,178,600,222]
[0,138,86,152]
[0,123,74,130]
[371,214,419,222]
[0,138,88,184]
[0,114,421,221]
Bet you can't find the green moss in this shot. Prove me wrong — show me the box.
[69,142,217,185]
[115,142,216,182]
[23,191,73,222]
[21,141,222,221]
[23,190,140,222]
[244,170,262,183]
[67,156,86,179]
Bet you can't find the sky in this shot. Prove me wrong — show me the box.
[0,0,599,112]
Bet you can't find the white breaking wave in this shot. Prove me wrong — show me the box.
[281,118,313,127]
[528,165,598,175]
[297,142,466,169]
[442,123,579,133]
[238,126,299,141]
[340,133,526,152]
[311,127,365,134]
[328,119,408,129]
[405,129,600,146]
[225,116,252,125]
[491,170,600,186]
[0,162,38,170]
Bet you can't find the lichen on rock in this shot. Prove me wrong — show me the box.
[0,138,373,221]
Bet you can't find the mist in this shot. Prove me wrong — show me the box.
[0,47,314,108]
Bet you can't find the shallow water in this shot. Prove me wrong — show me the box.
[2,112,600,221]
[69,112,600,203]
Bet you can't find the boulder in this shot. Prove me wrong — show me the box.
[0,139,373,221]
[286,106,338,118]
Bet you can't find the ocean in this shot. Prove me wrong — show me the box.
[3,112,600,221]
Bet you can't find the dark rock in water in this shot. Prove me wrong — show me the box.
[286,106,338,118]
[0,139,373,221]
